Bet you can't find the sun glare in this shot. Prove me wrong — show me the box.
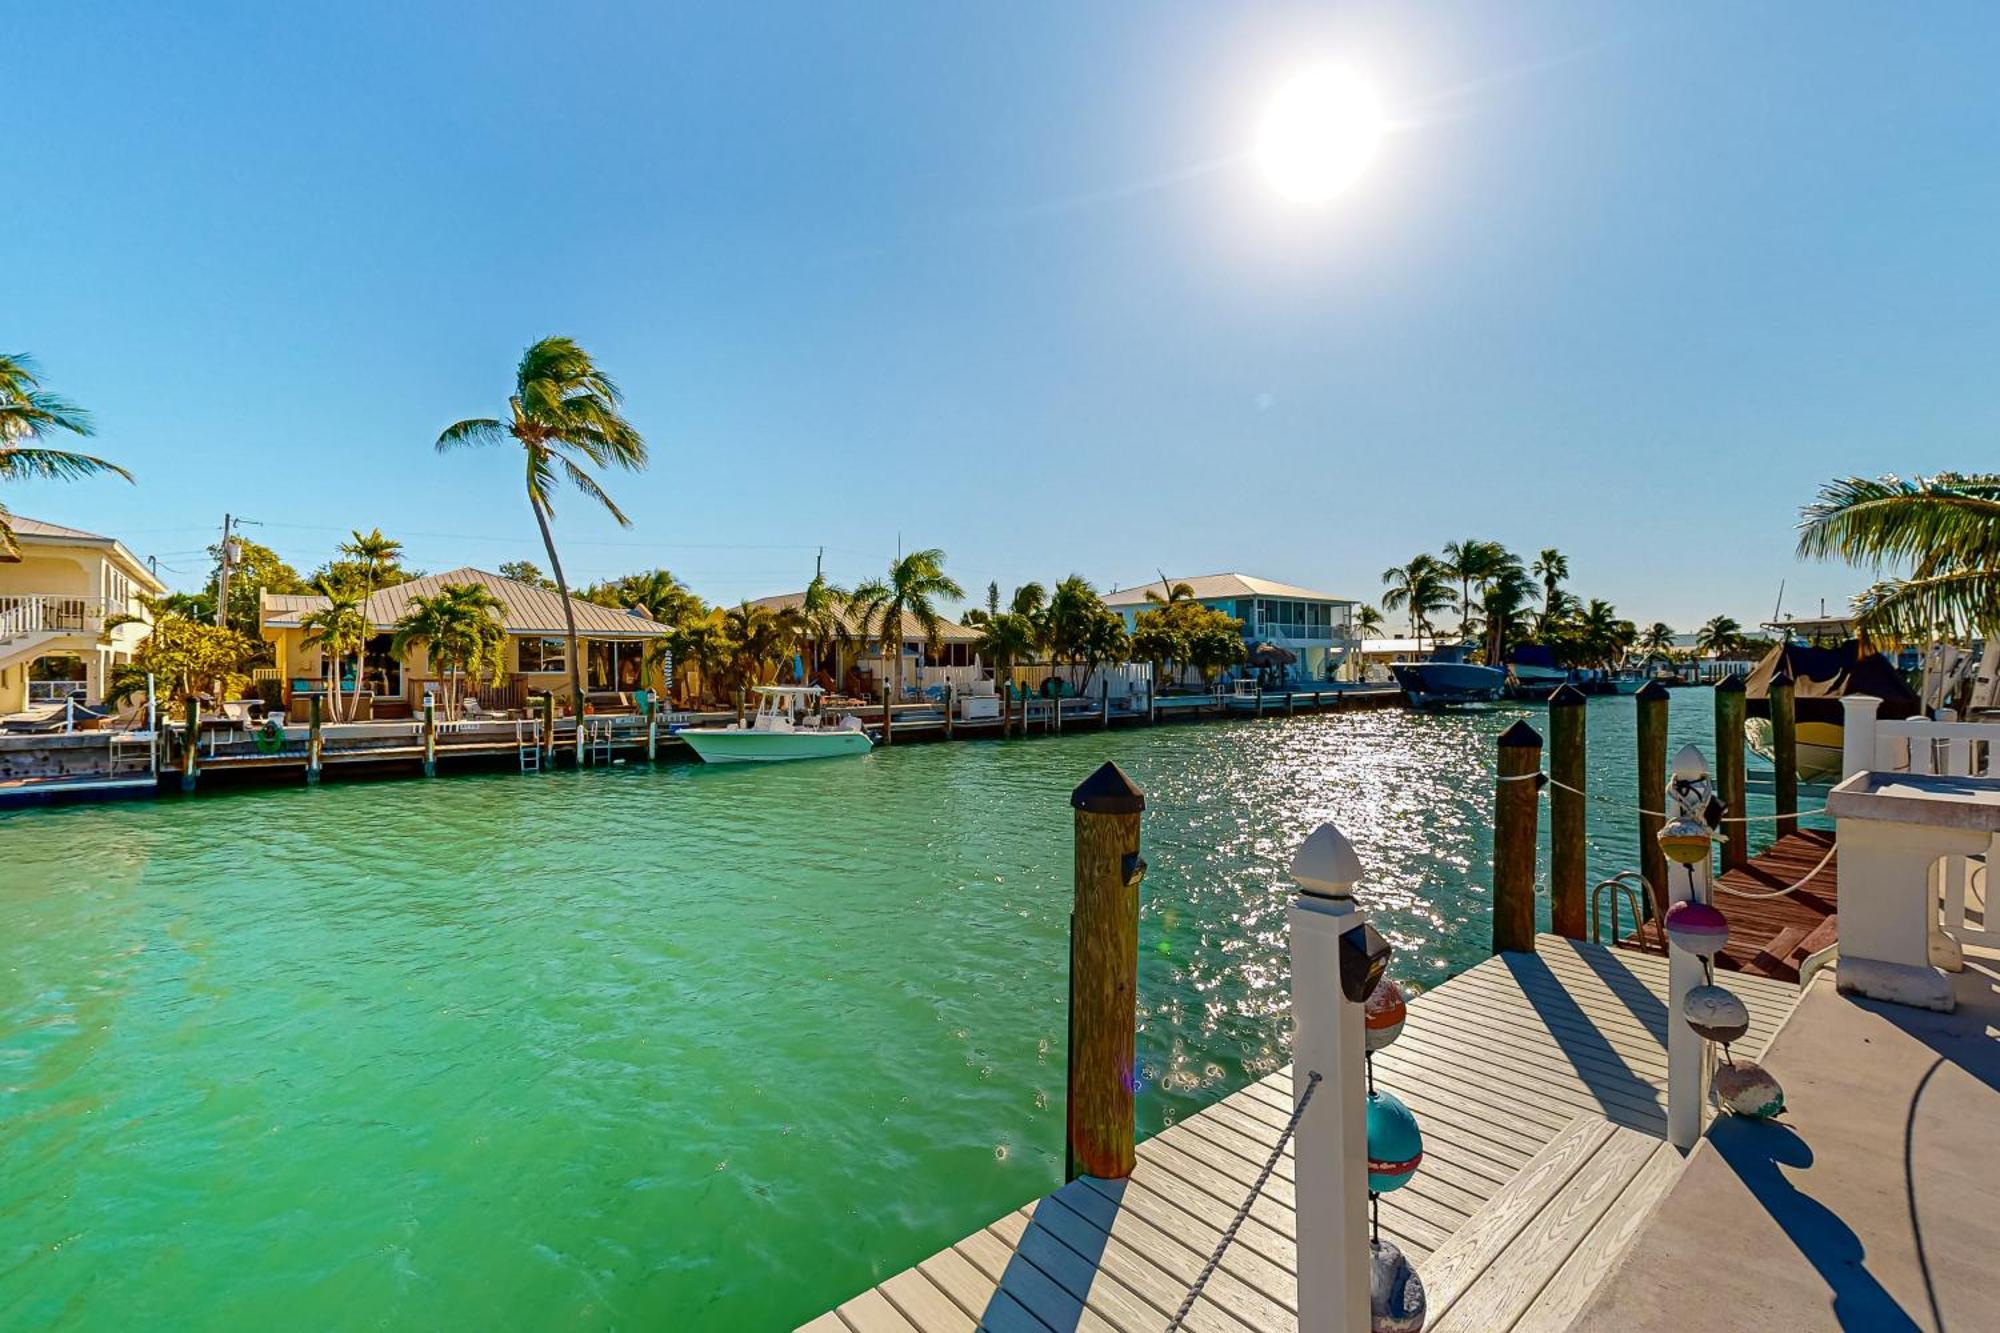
[1255,65,1387,205]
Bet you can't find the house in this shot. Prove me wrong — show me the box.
[749,590,982,696]
[260,567,671,716]
[0,516,166,713]
[1100,572,1357,683]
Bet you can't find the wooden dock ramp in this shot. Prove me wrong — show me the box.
[801,937,1800,1332]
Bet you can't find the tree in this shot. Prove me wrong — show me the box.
[848,548,964,705]
[1479,563,1538,665]
[1574,598,1636,670]
[1380,555,1453,644]
[1046,574,1116,687]
[1441,539,1510,637]
[390,583,508,719]
[0,352,133,556]
[107,609,260,707]
[298,582,372,721]
[584,568,702,627]
[500,560,559,592]
[1531,548,1569,619]
[797,564,850,682]
[663,607,734,706]
[973,612,1038,690]
[1796,472,2000,640]
[438,336,648,715]
[315,528,413,595]
[1639,622,1678,659]
[1696,614,1743,657]
[205,537,310,639]
[723,599,803,691]
[1143,580,1197,606]
[1127,613,1183,687]
[1353,604,1385,638]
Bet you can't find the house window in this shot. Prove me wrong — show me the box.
[519,637,567,673]
[587,641,646,691]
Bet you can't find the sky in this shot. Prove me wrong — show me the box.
[8,1,1998,631]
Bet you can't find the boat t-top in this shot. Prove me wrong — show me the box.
[679,685,874,764]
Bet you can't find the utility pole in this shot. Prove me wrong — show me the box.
[215,514,235,628]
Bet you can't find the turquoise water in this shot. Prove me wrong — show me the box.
[0,692,1791,1329]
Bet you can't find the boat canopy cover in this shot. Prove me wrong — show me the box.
[1508,644,1560,669]
[1742,641,1920,724]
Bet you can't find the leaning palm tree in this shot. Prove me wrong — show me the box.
[1797,473,2000,640]
[436,337,648,721]
[1531,548,1569,619]
[1380,555,1453,645]
[299,581,372,721]
[848,548,964,705]
[0,352,133,556]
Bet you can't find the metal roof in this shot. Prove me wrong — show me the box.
[261,567,669,638]
[1100,572,1355,608]
[1,514,169,591]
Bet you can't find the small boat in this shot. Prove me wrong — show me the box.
[1608,672,1648,695]
[1391,643,1507,709]
[679,685,874,764]
[1742,640,1920,782]
[1503,645,1570,698]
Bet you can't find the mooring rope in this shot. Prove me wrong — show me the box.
[1165,1070,1322,1333]
[1713,837,1840,900]
[1496,770,1829,824]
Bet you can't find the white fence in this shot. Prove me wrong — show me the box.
[1842,696,1998,781]
[0,595,100,641]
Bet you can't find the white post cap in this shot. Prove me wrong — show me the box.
[1291,822,1362,899]
[1672,743,1709,782]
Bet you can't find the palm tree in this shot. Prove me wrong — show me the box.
[662,607,734,706]
[1531,548,1569,619]
[1797,473,2000,639]
[299,581,372,721]
[1696,614,1743,657]
[1143,579,1197,606]
[972,612,1037,691]
[390,583,508,718]
[723,599,804,690]
[618,569,702,626]
[437,337,648,721]
[0,352,132,555]
[848,549,964,704]
[1639,622,1677,659]
[1576,599,1635,670]
[1353,604,1385,638]
[1441,539,1509,636]
[338,528,404,594]
[1479,564,1538,664]
[797,563,851,683]
[1380,555,1453,645]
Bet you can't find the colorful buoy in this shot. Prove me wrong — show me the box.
[1365,979,1408,1053]
[1367,1090,1424,1192]
[1370,1236,1428,1332]
[1663,900,1729,958]
[1683,983,1751,1045]
[1715,1059,1785,1118]
[1657,816,1713,865]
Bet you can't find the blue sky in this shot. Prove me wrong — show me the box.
[9,2,1996,630]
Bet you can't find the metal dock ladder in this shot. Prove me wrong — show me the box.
[516,718,542,772]
[584,717,613,766]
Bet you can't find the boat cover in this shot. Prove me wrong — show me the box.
[1742,641,1920,725]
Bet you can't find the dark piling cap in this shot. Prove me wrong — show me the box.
[1073,761,1145,814]
[1549,683,1588,707]
[1713,674,1746,695]
[1636,681,1671,702]
[1498,719,1543,748]
[1771,667,1794,687]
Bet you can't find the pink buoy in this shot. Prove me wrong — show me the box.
[1366,979,1407,1053]
[1663,900,1729,958]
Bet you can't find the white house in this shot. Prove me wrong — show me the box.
[0,515,166,713]
[1100,572,1358,683]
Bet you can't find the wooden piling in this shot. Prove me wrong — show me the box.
[307,694,323,785]
[422,695,436,777]
[1713,674,1749,870]
[181,697,200,793]
[735,687,746,728]
[1100,679,1110,727]
[1146,678,1155,725]
[1255,682,1264,718]
[880,682,893,746]
[541,692,557,761]
[1636,681,1669,915]
[1771,669,1798,838]
[944,683,955,740]
[1548,684,1588,939]
[1493,719,1542,954]
[646,698,659,762]
[1068,762,1145,1181]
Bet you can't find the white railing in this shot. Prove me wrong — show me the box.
[0,595,101,641]
[27,680,86,703]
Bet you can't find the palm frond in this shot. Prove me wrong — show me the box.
[559,458,631,526]
[1797,473,2000,570]
[0,446,133,483]
[435,417,509,452]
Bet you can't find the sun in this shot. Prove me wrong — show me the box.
[1255,65,1387,205]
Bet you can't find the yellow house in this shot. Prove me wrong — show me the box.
[259,567,671,716]
[0,515,166,713]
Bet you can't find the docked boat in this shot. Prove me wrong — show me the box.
[1503,645,1570,698]
[1391,643,1507,708]
[1742,640,1919,782]
[679,686,873,763]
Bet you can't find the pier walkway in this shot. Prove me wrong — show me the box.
[800,937,1801,1333]
[1616,829,1840,983]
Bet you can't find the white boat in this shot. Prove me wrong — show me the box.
[679,686,874,764]
[1390,644,1508,708]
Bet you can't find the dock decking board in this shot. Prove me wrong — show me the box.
[803,937,1800,1332]
[1615,829,1838,982]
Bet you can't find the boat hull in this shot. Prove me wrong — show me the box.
[1391,662,1507,708]
[679,728,874,764]
[1744,718,1843,783]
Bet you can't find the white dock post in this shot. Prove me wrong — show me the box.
[646,698,659,761]
[1665,745,1715,1152]
[1289,824,1371,1333]
[1841,694,1882,780]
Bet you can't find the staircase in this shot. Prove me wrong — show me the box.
[1417,1114,1684,1332]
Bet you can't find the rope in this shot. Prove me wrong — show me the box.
[1513,771,1829,824]
[1713,836,1839,900]
[1165,1070,1322,1333]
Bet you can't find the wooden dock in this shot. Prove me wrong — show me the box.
[800,936,1801,1333]
[1615,829,1839,983]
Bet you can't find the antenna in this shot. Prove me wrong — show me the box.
[1769,579,1786,627]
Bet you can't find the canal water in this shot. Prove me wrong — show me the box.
[0,691,1798,1329]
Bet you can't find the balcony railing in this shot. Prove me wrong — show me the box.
[0,595,103,641]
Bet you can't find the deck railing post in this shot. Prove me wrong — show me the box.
[1493,719,1543,954]
[1664,745,1717,1152]
[307,694,323,785]
[422,695,436,777]
[180,696,200,793]
[1714,675,1749,871]
[646,697,659,762]
[1289,824,1372,1333]
[1548,684,1588,938]
[1771,669,1798,838]
[1067,762,1145,1183]
[1840,694,1882,780]
[1636,682,1670,914]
